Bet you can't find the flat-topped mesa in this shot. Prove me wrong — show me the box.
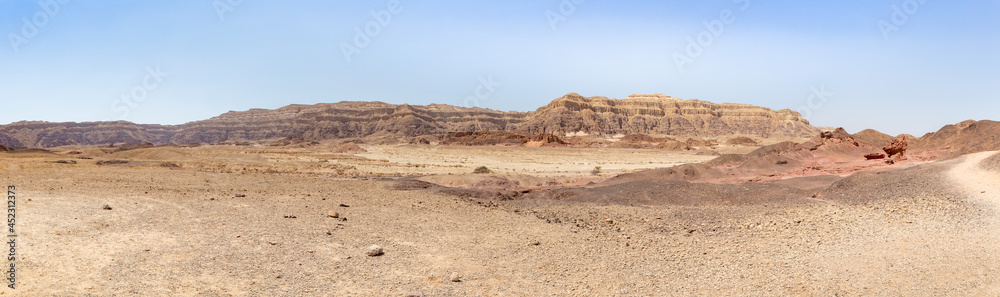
[520,93,818,138]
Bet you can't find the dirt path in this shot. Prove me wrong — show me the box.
[948,151,1000,212]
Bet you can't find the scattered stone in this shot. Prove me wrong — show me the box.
[327,211,339,218]
[366,244,383,256]
[159,162,181,168]
[284,215,297,219]
[96,159,130,166]
[102,204,112,210]
[235,194,247,197]
[449,272,462,282]
[404,291,425,297]
[53,160,77,164]
[528,241,540,246]
[865,153,886,160]
[339,204,350,207]
[604,219,614,225]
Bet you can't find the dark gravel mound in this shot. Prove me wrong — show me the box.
[979,152,1000,172]
[820,158,961,203]
[523,180,811,206]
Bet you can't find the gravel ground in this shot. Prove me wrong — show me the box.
[2,151,1000,296]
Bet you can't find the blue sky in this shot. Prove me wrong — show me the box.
[1,0,997,136]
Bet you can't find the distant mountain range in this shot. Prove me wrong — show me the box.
[0,93,834,148]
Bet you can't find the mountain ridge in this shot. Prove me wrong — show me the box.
[0,93,819,148]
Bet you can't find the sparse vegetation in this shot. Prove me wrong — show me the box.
[591,166,602,175]
[473,166,492,174]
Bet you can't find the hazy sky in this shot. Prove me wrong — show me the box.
[1,1,998,136]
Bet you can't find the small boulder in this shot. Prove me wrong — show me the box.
[366,245,383,256]
[404,292,425,297]
[327,211,339,218]
[449,272,462,282]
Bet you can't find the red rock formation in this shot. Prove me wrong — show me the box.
[883,136,908,160]
[865,153,886,160]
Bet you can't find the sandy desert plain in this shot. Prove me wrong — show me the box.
[1,136,1000,296]
[1,95,1000,296]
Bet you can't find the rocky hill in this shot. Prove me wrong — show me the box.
[518,93,818,138]
[0,121,173,148]
[169,101,528,144]
[1,94,818,148]
[913,120,1000,158]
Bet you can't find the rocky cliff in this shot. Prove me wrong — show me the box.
[518,93,818,138]
[169,101,528,144]
[0,121,173,148]
[0,94,819,147]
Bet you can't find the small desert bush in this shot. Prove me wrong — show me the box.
[591,166,602,175]
[473,166,492,174]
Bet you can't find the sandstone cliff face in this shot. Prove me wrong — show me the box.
[1,94,820,148]
[518,93,818,138]
[0,121,173,148]
[169,101,528,144]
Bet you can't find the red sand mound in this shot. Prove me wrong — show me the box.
[442,131,565,146]
[852,129,895,147]
[333,142,367,153]
[601,128,894,187]
[726,136,759,146]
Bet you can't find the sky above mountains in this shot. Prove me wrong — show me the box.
[1,0,998,136]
